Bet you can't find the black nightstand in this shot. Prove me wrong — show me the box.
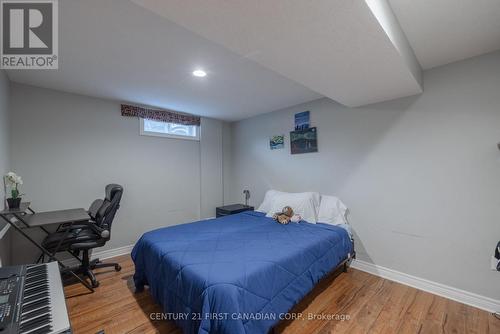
[216,204,254,218]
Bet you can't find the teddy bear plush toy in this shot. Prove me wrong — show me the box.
[272,206,294,225]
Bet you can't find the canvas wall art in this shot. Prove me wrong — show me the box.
[270,135,285,150]
[294,111,310,130]
[290,127,318,154]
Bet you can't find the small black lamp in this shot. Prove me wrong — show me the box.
[243,190,250,206]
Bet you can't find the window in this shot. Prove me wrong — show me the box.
[140,118,199,140]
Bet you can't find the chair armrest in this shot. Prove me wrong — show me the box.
[58,223,92,231]
[57,220,109,238]
[77,221,110,239]
[57,220,95,232]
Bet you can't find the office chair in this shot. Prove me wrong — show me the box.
[42,184,123,288]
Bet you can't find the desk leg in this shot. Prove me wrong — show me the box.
[51,221,72,257]
[13,212,83,265]
[13,212,56,264]
[0,214,94,293]
[45,220,83,265]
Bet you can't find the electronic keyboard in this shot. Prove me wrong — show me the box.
[0,262,71,334]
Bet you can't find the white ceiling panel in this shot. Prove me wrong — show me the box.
[389,0,500,69]
[6,0,321,121]
[132,0,423,107]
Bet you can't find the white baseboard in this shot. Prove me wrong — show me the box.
[351,259,500,313]
[92,244,134,260]
[61,244,500,313]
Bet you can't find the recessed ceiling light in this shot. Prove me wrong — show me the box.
[192,69,207,77]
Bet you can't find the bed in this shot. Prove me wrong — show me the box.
[132,211,354,334]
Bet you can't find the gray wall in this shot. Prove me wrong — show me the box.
[9,83,224,264]
[200,118,223,218]
[0,71,9,207]
[226,50,500,300]
[0,71,11,266]
[222,122,233,205]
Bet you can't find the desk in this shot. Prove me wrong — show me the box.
[0,203,95,292]
[22,208,89,227]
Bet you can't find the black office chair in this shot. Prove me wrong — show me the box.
[42,184,123,288]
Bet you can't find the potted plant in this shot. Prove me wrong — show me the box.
[4,172,24,209]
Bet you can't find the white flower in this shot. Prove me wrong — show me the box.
[4,172,22,186]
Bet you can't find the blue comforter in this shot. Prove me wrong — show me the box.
[132,211,353,334]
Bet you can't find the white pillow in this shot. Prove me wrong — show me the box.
[257,190,286,212]
[265,192,318,224]
[306,192,321,211]
[317,195,348,225]
[257,189,321,213]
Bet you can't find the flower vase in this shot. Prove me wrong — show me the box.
[7,198,21,209]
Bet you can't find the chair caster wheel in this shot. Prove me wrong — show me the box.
[91,281,100,288]
[115,265,121,272]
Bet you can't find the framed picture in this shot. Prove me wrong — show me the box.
[290,127,318,154]
[294,111,310,130]
[270,135,285,150]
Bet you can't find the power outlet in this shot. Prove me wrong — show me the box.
[491,256,499,271]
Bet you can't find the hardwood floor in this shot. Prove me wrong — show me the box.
[64,255,499,334]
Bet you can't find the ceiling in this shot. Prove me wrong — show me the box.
[131,0,423,107]
[389,0,500,69]
[6,0,321,121]
[6,0,500,120]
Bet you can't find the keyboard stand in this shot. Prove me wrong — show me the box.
[0,204,95,293]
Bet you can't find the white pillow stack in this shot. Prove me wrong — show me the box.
[260,190,320,224]
[258,190,348,226]
[317,195,348,225]
[256,190,286,213]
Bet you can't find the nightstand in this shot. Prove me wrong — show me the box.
[216,204,254,218]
